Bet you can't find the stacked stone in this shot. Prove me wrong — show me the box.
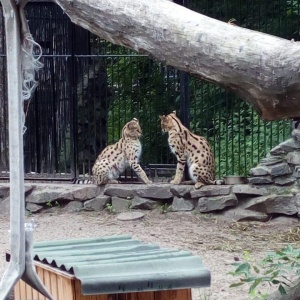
[249,129,300,186]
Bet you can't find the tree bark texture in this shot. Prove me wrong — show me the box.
[53,0,300,120]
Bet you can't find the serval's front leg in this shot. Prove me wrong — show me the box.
[129,160,152,184]
[171,154,186,184]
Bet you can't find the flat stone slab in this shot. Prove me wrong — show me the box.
[136,184,172,199]
[232,185,268,196]
[117,211,145,221]
[197,194,238,213]
[190,185,231,199]
[222,207,270,222]
[104,184,146,199]
[245,194,297,215]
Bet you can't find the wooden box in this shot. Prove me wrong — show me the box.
[14,260,192,300]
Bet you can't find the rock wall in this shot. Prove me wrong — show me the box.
[1,182,300,222]
[249,129,300,186]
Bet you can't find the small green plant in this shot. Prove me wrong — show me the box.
[229,245,300,299]
[105,203,117,214]
[159,203,169,214]
[46,201,52,207]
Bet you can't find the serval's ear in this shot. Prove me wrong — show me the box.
[127,120,136,130]
[132,117,138,122]
[159,115,165,120]
[172,110,176,115]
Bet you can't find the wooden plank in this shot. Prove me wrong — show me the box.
[18,279,27,299]
[34,260,75,279]
[25,279,33,300]
[154,290,169,300]
[49,271,59,299]
[43,268,51,298]
[136,291,155,300]
[57,273,75,300]
[169,289,191,300]
[14,280,21,299]
[32,280,40,300]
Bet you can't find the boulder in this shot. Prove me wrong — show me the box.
[249,166,270,176]
[190,185,231,199]
[197,194,238,213]
[0,197,10,215]
[104,184,145,199]
[130,196,157,210]
[170,185,194,198]
[170,197,195,211]
[259,156,284,166]
[26,184,101,204]
[285,151,300,165]
[26,202,43,213]
[274,176,296,186]
[117,211,145,221]
[269,162,292,177]
[245,194,297,215]
[232,185,268,196]
[0,185,9,199]
[248,176,274,185]
[136,184,173,199]
[270,138,300,155]
[221,206,270,222]
[84,196,110,211]
[63,201,83,213]
[111,196,131,212]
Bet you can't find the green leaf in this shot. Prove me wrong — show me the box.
[234,263,251,276]
[278,284,287,295]
[229,282,245,288]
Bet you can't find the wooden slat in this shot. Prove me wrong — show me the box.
[32,281,39,300]
[136,291,155,300]
[49,270,58,299]
[57,273,75,300]
[169,289,191,300]
[36,266,46,300]
[34,260,75,279]
[25,278,33,300]
[154,290,169,300]
[14,280,21,299]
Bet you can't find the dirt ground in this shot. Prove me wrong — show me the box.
[0,209,300,300]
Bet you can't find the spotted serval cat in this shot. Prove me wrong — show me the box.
[92,118,152,185]
[160,111,223,189]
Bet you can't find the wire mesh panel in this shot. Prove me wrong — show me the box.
[186,0,295,177]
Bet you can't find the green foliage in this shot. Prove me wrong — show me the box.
[229,246,300,299]
[105,203,117,214]
[159,203,170,214]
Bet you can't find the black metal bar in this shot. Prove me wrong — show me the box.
[69,22,78,179]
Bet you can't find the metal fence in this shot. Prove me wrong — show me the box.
[0,1,296,181]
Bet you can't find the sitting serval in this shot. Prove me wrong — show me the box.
[159,111,223,189]
[92,118,152,185]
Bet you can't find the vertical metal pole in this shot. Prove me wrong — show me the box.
[176,0,190,179]
[0,0,25,297]
[178,0,190,129]
[180,72,190,129]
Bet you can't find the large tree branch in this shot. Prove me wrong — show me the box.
[54,0,300,120]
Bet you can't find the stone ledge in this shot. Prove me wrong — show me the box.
[1,182,300,222]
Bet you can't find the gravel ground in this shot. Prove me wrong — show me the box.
[0,210,299,300]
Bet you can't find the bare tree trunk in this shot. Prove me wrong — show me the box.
[53,0,300,121]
